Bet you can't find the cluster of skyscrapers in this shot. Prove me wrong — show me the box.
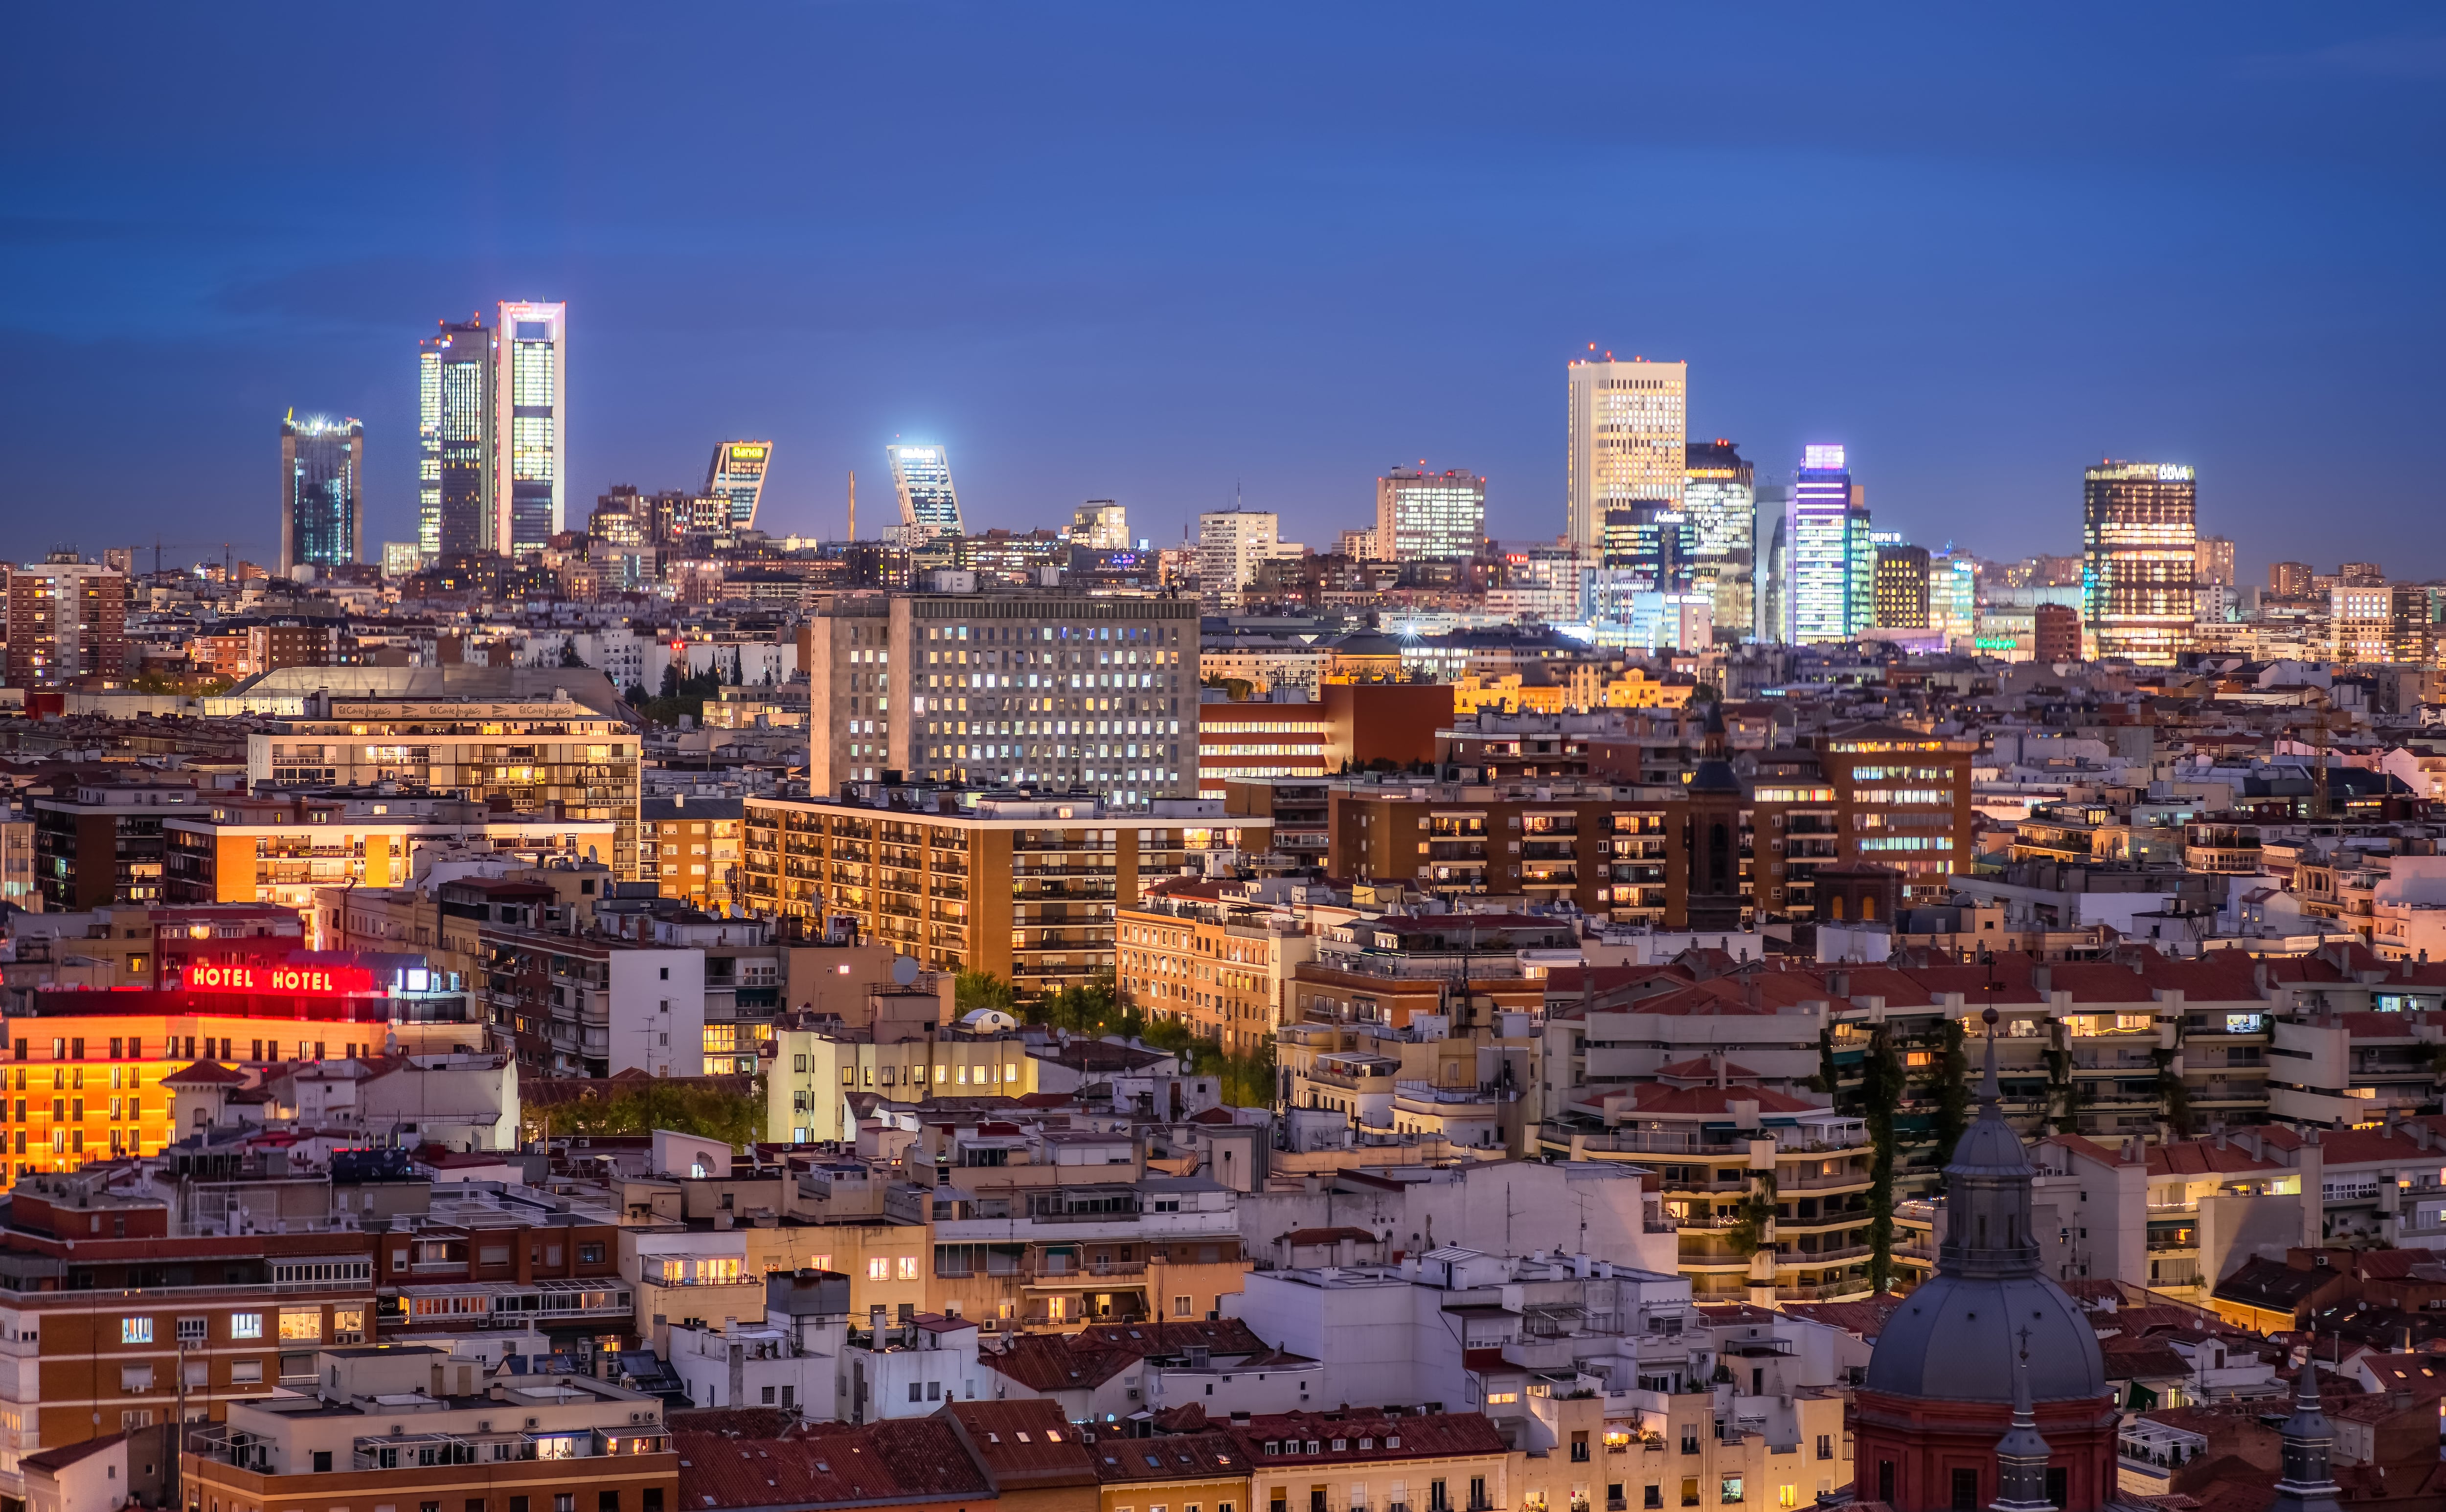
[414,301,569,560]
[1561,351,2208,664]
[276,301,794,577]
[261,313,2216,671]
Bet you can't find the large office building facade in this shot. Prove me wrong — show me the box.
[801,589,1201,810]
[1683,439,1754,637]
[1373,466,1486,561]
[278,412,363,578]
[889,444,963,540]
[417,316,495,560]
[1566,355,1686,551]
[494,300,567,555]
[705,441,773,530]
[2082,461,2198,664]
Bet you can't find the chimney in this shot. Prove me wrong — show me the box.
[2299,1127,2325,1249]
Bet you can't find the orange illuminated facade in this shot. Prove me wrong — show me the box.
[0,982,484,1175]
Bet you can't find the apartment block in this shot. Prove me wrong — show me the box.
[163,787,612,911]
[638,793,743,910]
[0,1165,378,1472]
[4,557,125,686]
[743,783,1268,993]
[800,589,1199,809]
[183,1345,675,1512]
[232,667,643,879]
[31,780,204,909]
[1117,877,1314,1052]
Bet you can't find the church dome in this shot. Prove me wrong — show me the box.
[1862,1007,2110,1405]
[1863,1270,2106,1403]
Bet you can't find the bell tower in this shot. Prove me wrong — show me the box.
[1681,700,1745,933]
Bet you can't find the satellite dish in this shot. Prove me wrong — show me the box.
[890,956,920,986]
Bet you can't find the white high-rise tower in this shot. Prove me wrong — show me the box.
[494,300,567,555]
[1567,353,1686,550]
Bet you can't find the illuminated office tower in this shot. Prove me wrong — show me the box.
[1682,440,1754,638]
[705,441,774,530]
[493,301,566,555]
[2081,461,2197,664]
[1600,506,1691,591]
[1928,551,1977,640]
[1375,466,1487,561]
[418,315,495,560]
[1846,508,1878,635]
[1566,354,1686,550]
[1072,500,1130,551]
[889,444,964,540]
[278,412,363,578]
[1872,541,1930,628]
[1787,446,1857,643]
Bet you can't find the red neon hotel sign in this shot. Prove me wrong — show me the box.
[185,962,375,996]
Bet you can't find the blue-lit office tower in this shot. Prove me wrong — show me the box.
[1787,445,1859,643]
[279,412,363,578]
[419,315,495,561]
[495,301,567,556]
[706,441,774,530]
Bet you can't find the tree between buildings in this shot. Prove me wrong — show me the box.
[1861,1027,1905,1292]
[1927,1019,1971,1174]
[530,1077,765,1149]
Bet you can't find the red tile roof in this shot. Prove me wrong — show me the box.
[1226,1409,1509,1466]
[943,1399,1097,1489]
[1072,1318,1278,1360]
[1277,1225,1382,1246]
[1089,1429,1245,1485]
[1616,1083,1826,1117]
[981,1333,1134,1394]
[1655,1057,1764,1081]
[674,1419,989,1509]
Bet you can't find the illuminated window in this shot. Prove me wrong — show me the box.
[230,1313,263,1339]
[120,1317,152,1345]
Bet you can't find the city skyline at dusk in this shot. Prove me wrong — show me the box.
[5,6,2445,574]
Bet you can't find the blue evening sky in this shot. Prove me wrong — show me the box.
[3,5,2441,580]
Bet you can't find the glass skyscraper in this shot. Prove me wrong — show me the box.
[706,441,773,530]
[890,445,964,540]
[495,301,566,555]
[419,316,495,561]
[1787,445,1856,642]
[1683,440,1754,639]
[279,412,363,578]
